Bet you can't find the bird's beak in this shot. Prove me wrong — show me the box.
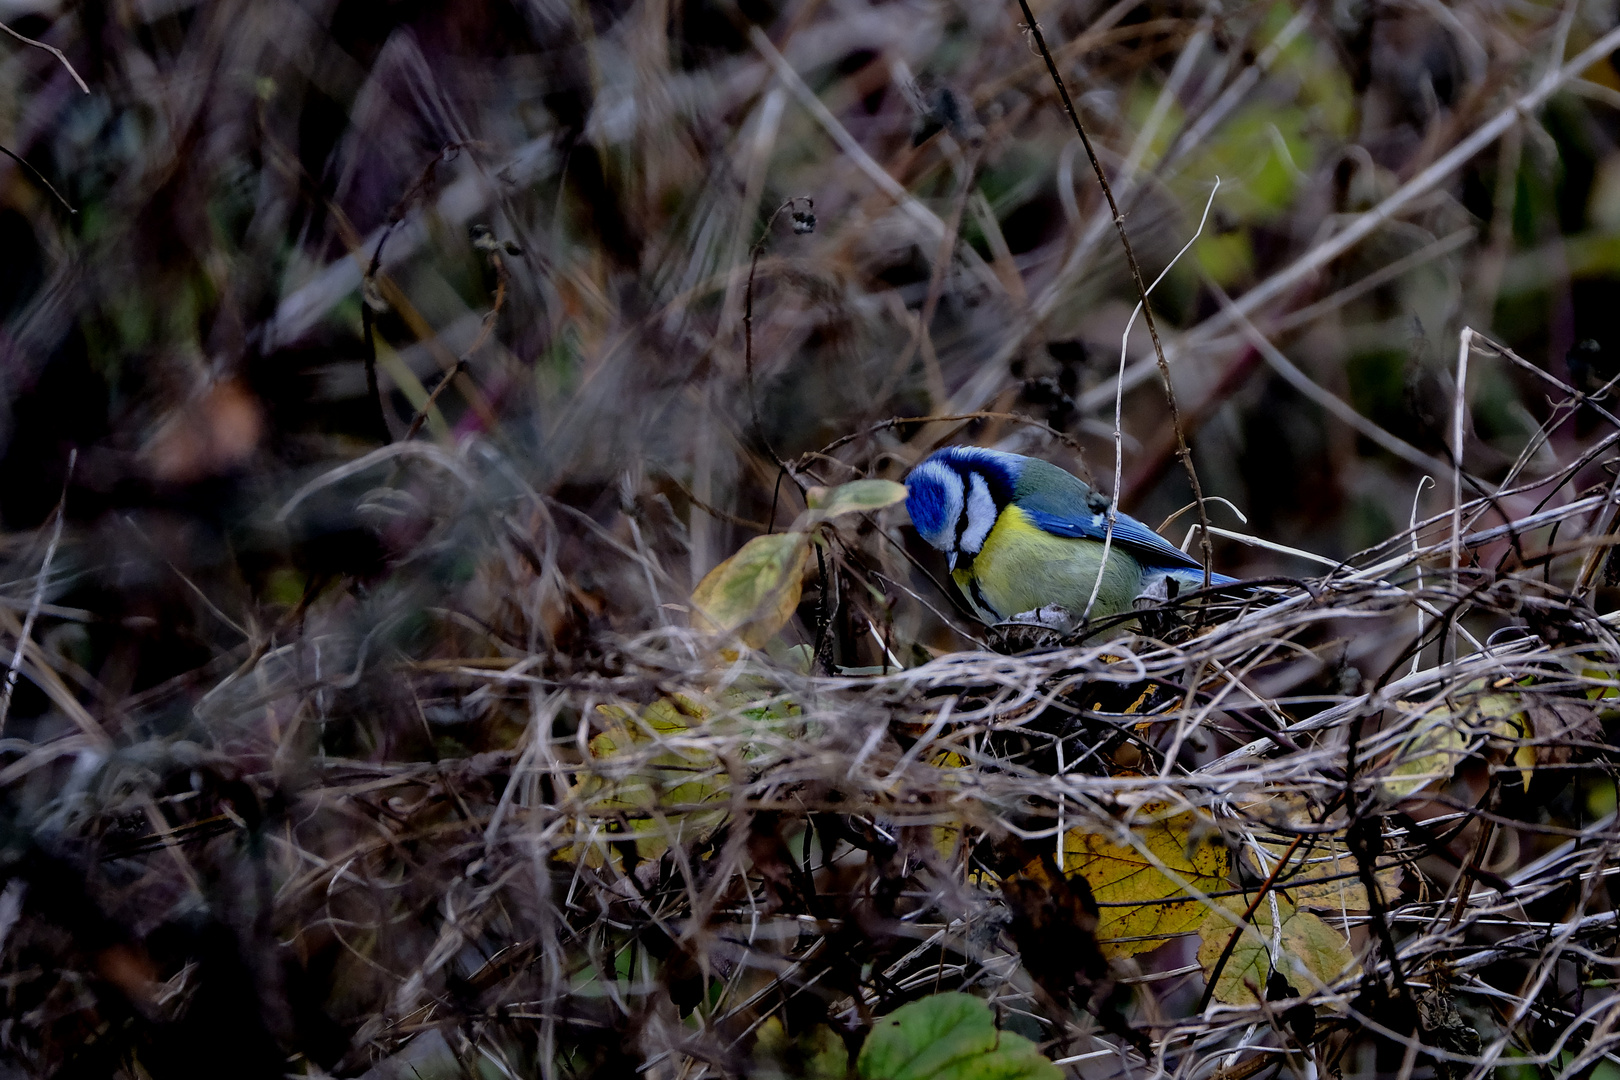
[947,551,957,572]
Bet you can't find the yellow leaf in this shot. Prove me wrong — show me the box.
[566,697,728,867]
[691,533,811,649]
[565,689,802,868]
[1377,690,1523,802]
[753,1018,849,1080]
[1252,838,1400,912]
[1196,897,1356,1005]
[1062,803,1230,957]
[931,823,964,864]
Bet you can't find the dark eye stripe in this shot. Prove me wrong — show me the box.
[951,467,974,548]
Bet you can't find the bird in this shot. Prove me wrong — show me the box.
[904,446,1237,627]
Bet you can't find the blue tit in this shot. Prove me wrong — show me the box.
[904,446,1237,625]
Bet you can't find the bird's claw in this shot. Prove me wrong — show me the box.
[1134,574,1182,607]
[1007,604,1079,634]
[988,605,1077,654]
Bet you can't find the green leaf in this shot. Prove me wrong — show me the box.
[691,532,811,648]
[801,479,908,524]
[857,993,1060,1080]
[753,1018,849,1080]
[1196,896,1356,1005]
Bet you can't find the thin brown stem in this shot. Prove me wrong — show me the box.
[1194,828,1309,1014]
[0,143,74,214]
[404,252,508,441]
[1012,0,1213,582]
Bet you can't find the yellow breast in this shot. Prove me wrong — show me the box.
[951,505,1144,622]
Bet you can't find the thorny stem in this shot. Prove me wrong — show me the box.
[1015,0,1213,581]
[744,196,814,467]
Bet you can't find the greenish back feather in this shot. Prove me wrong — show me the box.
[1012,457,1100,513]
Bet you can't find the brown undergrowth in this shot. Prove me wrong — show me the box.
[4,1,1620,1078]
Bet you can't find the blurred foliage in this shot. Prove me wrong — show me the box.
[3,0,1620,1076]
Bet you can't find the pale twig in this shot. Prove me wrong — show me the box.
[0,19,89,93]
[1452,328,1476,580]
[1410,476,1434,676]
[1570,78,1620,113]
[1079,21,1620,411]
[1213,285,1458,480]
[0,449,73,735]
[1084,180,1220,621]
[1160,497,1247,537]
[1191,525,1338,570]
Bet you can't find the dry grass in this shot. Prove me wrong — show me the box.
[3,0,1620,1077]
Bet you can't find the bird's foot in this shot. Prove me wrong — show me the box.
[1010,604,1080,633]
[988,605,1077,654]
[1133,575,1185,639]
[1133,574,1183,606]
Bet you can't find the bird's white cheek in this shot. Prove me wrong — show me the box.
[960,473,996,553]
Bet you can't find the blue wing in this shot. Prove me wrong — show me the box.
[1024,507,1205,570]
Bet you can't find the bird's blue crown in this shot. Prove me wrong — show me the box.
[904,447,1023,548]
[913,447,1020,495]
